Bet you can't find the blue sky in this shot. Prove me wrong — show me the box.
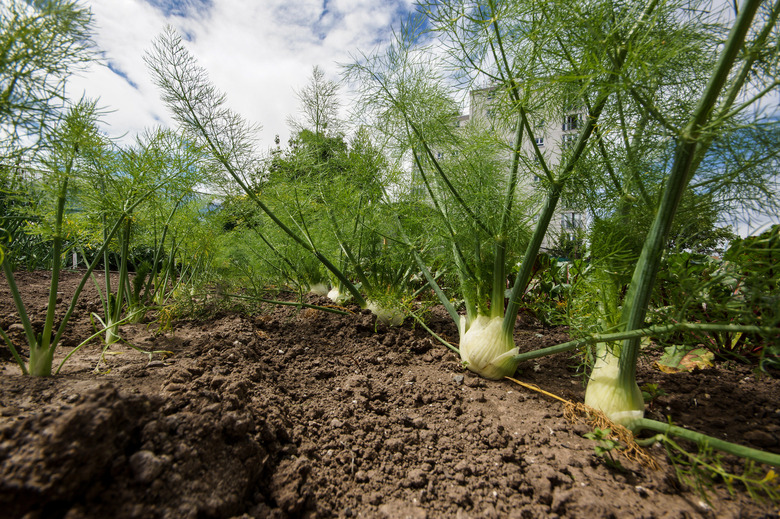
[67,0,416,148]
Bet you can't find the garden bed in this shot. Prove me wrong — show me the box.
[1,270,778,518]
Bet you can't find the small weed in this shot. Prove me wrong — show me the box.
[641,383,667,408]
[661,435,780,506]
[584,427,624,470]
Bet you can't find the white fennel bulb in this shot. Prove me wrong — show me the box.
[367,301,404,326]
[308,283,329,296]
[584,345,644,428]
[459,315,519,380]
[327,287,351,303]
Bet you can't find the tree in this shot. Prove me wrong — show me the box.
[287,65,342,138]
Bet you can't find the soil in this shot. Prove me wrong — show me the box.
[1,270,779,519]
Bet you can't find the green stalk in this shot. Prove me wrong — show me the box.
[143,199,181,299]
[100,169,113,328]
[31,166,70,376]
[1,255,37,357]
[108,217,132,345]
[155,236,177,305]
[0,326,27,374]
[617,0,764,388]
[513,322,780,363]
[406,140,478,318]
[633,418,780,468]
[491,114,525,319]
[501,0,660,338]
[410,268,444,299]
[409,310,460,354]
[321,193,374,294]
[175,251,203,300]
[455,243,478,325]
[503,181,563,337]
[687,0,780,184]
[392,211,461,325]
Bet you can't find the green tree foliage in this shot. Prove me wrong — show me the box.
[287,65,342,138]
[218,122,395,299]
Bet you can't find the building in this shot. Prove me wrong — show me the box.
[458,86,586,256]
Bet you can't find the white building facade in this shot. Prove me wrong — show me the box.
[464,86,585,256]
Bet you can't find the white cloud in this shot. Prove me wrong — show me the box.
[68,0,412,149]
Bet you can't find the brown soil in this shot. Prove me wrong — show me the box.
[1,270,778,518]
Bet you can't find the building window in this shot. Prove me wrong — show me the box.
[561,212,582,230]
[535,136,544,147]
[562,114,581,132]
[562,133,578,149]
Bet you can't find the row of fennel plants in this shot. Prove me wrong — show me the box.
[146,42,427,322]
[349,0,780,471]
[0,0,220,375]
[141,0,780,478]
[1,102,211,375]
[2,102,146,375]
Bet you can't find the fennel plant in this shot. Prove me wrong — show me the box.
[69,127,205,351]
[1,102,152,376]
[347,0,661,378]
[508,0,780,470]
[580,0,779,429]
[145,28,374,310]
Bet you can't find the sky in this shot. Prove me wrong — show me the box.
[66,0,416,150]
[55,0,779,236]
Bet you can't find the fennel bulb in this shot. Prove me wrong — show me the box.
[367,301,404,326]
[584,345,644,428]
[328,287,352,303]
[459,315,519,380]
[308,283,329,296]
